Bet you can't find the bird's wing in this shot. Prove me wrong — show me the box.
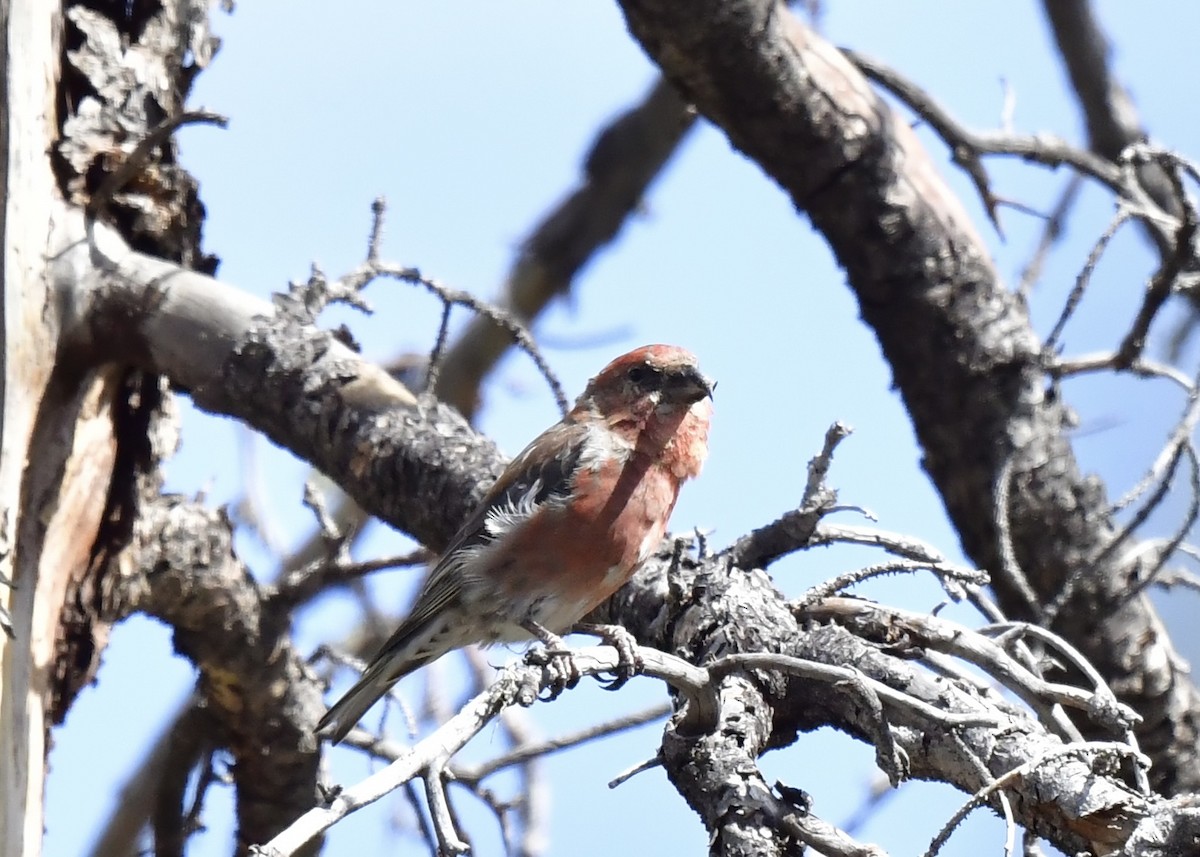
[369,419,591,670]
[403,419,590,622]
[448,419,590,558]
[317,420,592,742]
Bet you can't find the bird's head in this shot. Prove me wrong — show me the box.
[574,344,714,431]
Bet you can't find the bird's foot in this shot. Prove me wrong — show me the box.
[573,622,643,690]
[522,621,581,699]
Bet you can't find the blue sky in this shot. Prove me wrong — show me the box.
[46,3,1200,855]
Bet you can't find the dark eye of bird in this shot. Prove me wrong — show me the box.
[627,365,648,384]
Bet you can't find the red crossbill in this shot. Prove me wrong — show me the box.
[318,344,713,742]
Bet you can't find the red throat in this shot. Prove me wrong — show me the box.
[612,399,711,482]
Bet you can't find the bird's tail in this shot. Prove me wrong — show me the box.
[318,579,464,743]
[316,640,432,744]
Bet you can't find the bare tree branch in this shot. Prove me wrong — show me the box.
[21,2,1200,854]
[108,497,324,855]
[596,534,1200,856]
[612,0,1200,794]
[1040,0,1181,225]
[55,211,505,552]
[262,648,717,855]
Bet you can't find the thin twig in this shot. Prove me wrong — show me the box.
[993,452,1044,617]
[367,196,386,262]
[797,559,987,606]
[607,755,663,789]
[425,301,455,396]
[1112,361,1200,512]
[1051,351,1194,392]
[842,49,1169,234]
[371,262,568,415]
[87,109,228,215]
[1045,206,1133,352]
[267,548,430,609]
[807,522,950,564]
[1018,175,1084,298]
[724,423,850,568]
[302,480,342,541]
[454,703,670,784]
[979,621,1148,793]
[294,199,571,414]
[1114,147,1198,367]
[923,742,1148,857]
[804,422,853,503]
[425,760,470,855]
[1120,442,1200,607]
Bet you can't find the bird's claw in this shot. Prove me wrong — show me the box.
[525,644,581,700]
[317,782,344,806]
[575,623,643,691]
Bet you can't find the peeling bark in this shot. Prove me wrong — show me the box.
[1,2,87,853]
[1,1,216,853]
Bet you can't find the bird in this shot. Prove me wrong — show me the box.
[317,344,714,743]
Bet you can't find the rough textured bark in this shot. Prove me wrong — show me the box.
[592,543,1200,857]
[108,498,324,855]
[53,213,505,548]
[613,0,1200,795]
[47,212,502,851]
